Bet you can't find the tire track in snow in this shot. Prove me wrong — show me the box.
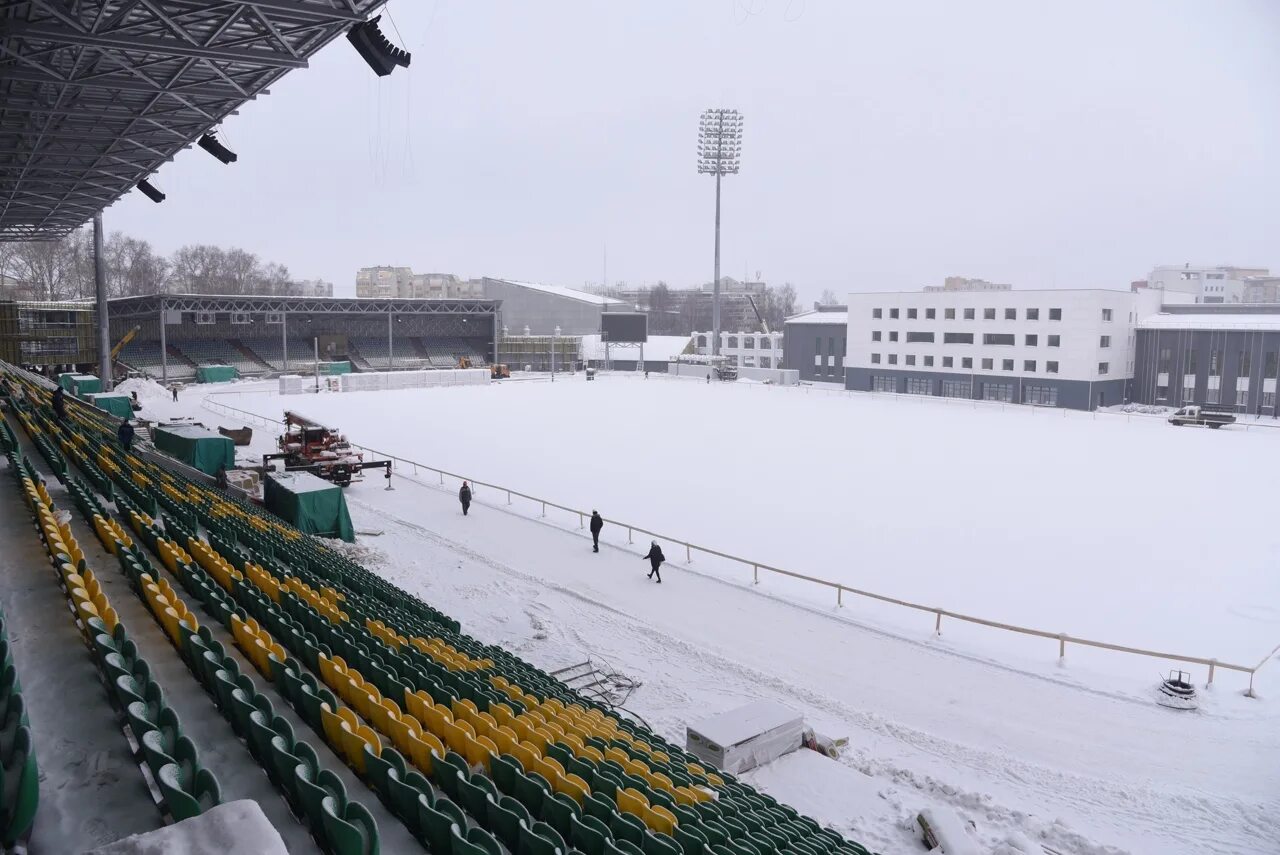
[348,497,1279,855]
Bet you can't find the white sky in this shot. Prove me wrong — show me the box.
[103,1,1280,305]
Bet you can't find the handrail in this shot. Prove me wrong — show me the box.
[199,391,1273,696]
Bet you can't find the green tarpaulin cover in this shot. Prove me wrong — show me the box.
[152,424,234,475]
[85,393,134,419]
[69,374,101,396]
[58,372,78,391]
[196,365,238,383]
[263,471,355,542]
[322,361,352,375]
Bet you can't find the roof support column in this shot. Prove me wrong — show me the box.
[93,212,112,391]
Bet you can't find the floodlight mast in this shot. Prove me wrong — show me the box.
[697,108,743,357]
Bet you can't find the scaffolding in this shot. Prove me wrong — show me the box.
[0,301,97,367]
[497,335,581,373]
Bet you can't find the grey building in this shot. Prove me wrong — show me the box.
[783,308,847,383]
[1132,304,1280,414]
[482,277,632,337]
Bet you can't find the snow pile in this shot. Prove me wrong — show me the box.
[114,377,170,402]
[86,800,287,855]
[580,334,693,362]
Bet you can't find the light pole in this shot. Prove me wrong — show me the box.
[698,108,744,357]
[552,325,561,381]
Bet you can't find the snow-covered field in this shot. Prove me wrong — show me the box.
[138,375,1280,855]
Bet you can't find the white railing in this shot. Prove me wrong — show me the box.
[200,391,1276,695]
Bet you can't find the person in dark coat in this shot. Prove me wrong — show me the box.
[51,386,66,421]
[459,481,472,516]
[643,540,665,583]
[170,384,179,402]
[589,511,604,552]
[117,419,135,453]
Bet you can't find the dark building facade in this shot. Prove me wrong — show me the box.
[782,309,847,383]
[1133,306,1280,415]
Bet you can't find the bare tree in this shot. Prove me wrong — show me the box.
[819,288,839,306]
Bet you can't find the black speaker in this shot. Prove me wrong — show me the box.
[347,16,411,77]
[198,132,238,164]
[137,179,165,203]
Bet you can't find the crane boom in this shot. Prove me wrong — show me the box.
[745,294,770,334]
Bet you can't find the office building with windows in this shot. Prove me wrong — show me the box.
[693,331,785,368]
[782,307,848,382]
[845,289,1165,410]
[1132,305,1280,415]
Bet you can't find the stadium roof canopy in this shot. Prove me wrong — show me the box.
[0,0,388,241]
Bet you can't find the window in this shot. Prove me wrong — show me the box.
[760,356,771,368]
[1188,349,1197,374]
[871,353,881,364]
[926,308,936,320]
[984,308,996,320]
[1265,351,1278,379]
[905,355,916,366]
[872,331,881,342]
[890,308,899,319]
[1264,391,1276,409]
[907,308,918,320]
[962,357,973,369]
[1049,308,1062,320]
[1004,308,1016,320]
[1102,309,1113,321]
[1026,308,1039,321]
[1237,388,1248,407]
[1156,385,1168,400]
[942,356,953,368]
[1002,359,1014,371]
[1239,351,1251,376]
[905,378,931,395]
[890,331,899,342]
[728,336,739,348]
[1100,336,1111,348]
[983,333,1015,346]
[945,308,956,320]
[1205,387,1220,404]
[1046,361,1059,374]
[872,376,896,392]
[1158,347,1171,373]
[1048,335,1060,347]
[923,355,934,367]
[943,332,974,344]
[1098,362,1109,375]
[983,382,1013,402]
[873,308,883,319]
[941,379,971,398]
[888,354,898,365]
[1024,360,1036,372]
[981,358,993,370]
[1182,385,1194,402]
[964,308,975,320]
[842,338,846,357]
[1025,334,1038,346]
[1025,385,1058,406]
[906,332,935,343]
[1209,349,1222,375]
[743,337,755,349]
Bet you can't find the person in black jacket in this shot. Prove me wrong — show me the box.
[117,419,135,453]
[589,511,603,552]
[51,386,66,422]
[459,481,472,516]
[643,540,665,583]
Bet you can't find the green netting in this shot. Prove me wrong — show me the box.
[321,361,352,376]
[84,393,134,419]
[152,424,235,475]
[196,365,238,383]
[263,471,354,542]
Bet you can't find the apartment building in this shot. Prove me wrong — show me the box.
[355,266,412,298]
[693,331,784,368]
[845,289,1164,410]
[1144,265,1270,304]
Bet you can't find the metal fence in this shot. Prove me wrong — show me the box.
[201,391,1276,695]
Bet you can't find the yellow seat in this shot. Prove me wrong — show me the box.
[624,759,650,778]
[617,787,649,819]
[581,745,605,764]
[320,703,346,754]
[644,804,677,835]
[605,747,630,767]
[462,732,494,772]
[509,740,540,773]
[558,772,590,805]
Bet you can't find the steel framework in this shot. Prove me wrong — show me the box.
[0,0,389,240]
[107,293,500,320]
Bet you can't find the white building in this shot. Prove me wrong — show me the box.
[355,266,413,298]
[693,331,785,368]
[845,289,1165,410]
[1144,265,1269,304]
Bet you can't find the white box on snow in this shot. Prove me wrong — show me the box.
[686,700,805,774]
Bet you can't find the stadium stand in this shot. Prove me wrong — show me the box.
[348,338,430,371]
[4,363,883,855]
[119,340,197,382]
[171,340,271,376]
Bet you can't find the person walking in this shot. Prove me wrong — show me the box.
[170,384,179,402]
[117,419,135,453]
[589,511,603,552]
[51,386,66,422]
[459,481,472,516]
[642,540,665,583]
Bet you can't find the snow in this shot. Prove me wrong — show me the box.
[167,378,1280,855]
[1138,313,1280,331]
[490,278,630,306]
[918,806,982,855]
[786,310,849,325]
[688,700,802,749]
[85,800,287,855]
[114,377,171,402]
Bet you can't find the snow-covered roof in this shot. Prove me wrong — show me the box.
[1138,313,1280,332]
[491,278,629,307]
[687,700,802,748]
[580,334,692,362]
[785,310,848,326]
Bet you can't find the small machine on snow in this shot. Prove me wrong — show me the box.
[263,410,390,488]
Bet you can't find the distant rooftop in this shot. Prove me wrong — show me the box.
[487,278,629,307]
[785,309,848,326]
[1139,311,1280,332]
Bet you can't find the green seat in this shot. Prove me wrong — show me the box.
[269,735,302,808]
[585,790,618,825]
[294,743,347,844]
[541,790,580,839]
[486,794,528,851]
[452,824,502,855]
[610,811,647,845]
[387,769,431,837]
[643,831,684,855]
[544,741,574,768]
[0,727,38,846]
[419,796,466,855]
[158,764,220,822]
[606,839,646,855]
[247,709,276,763]
[519,820,567,855]
[455,769,491,820]
[674,824,709,855]
[322,796,380,855]
[433,750,469,802]
[364,744,406,806]
[569,811,610,855]
[490,752,520,795]
[513,768,549,817]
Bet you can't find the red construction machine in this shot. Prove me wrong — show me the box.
[263,410,390,487]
